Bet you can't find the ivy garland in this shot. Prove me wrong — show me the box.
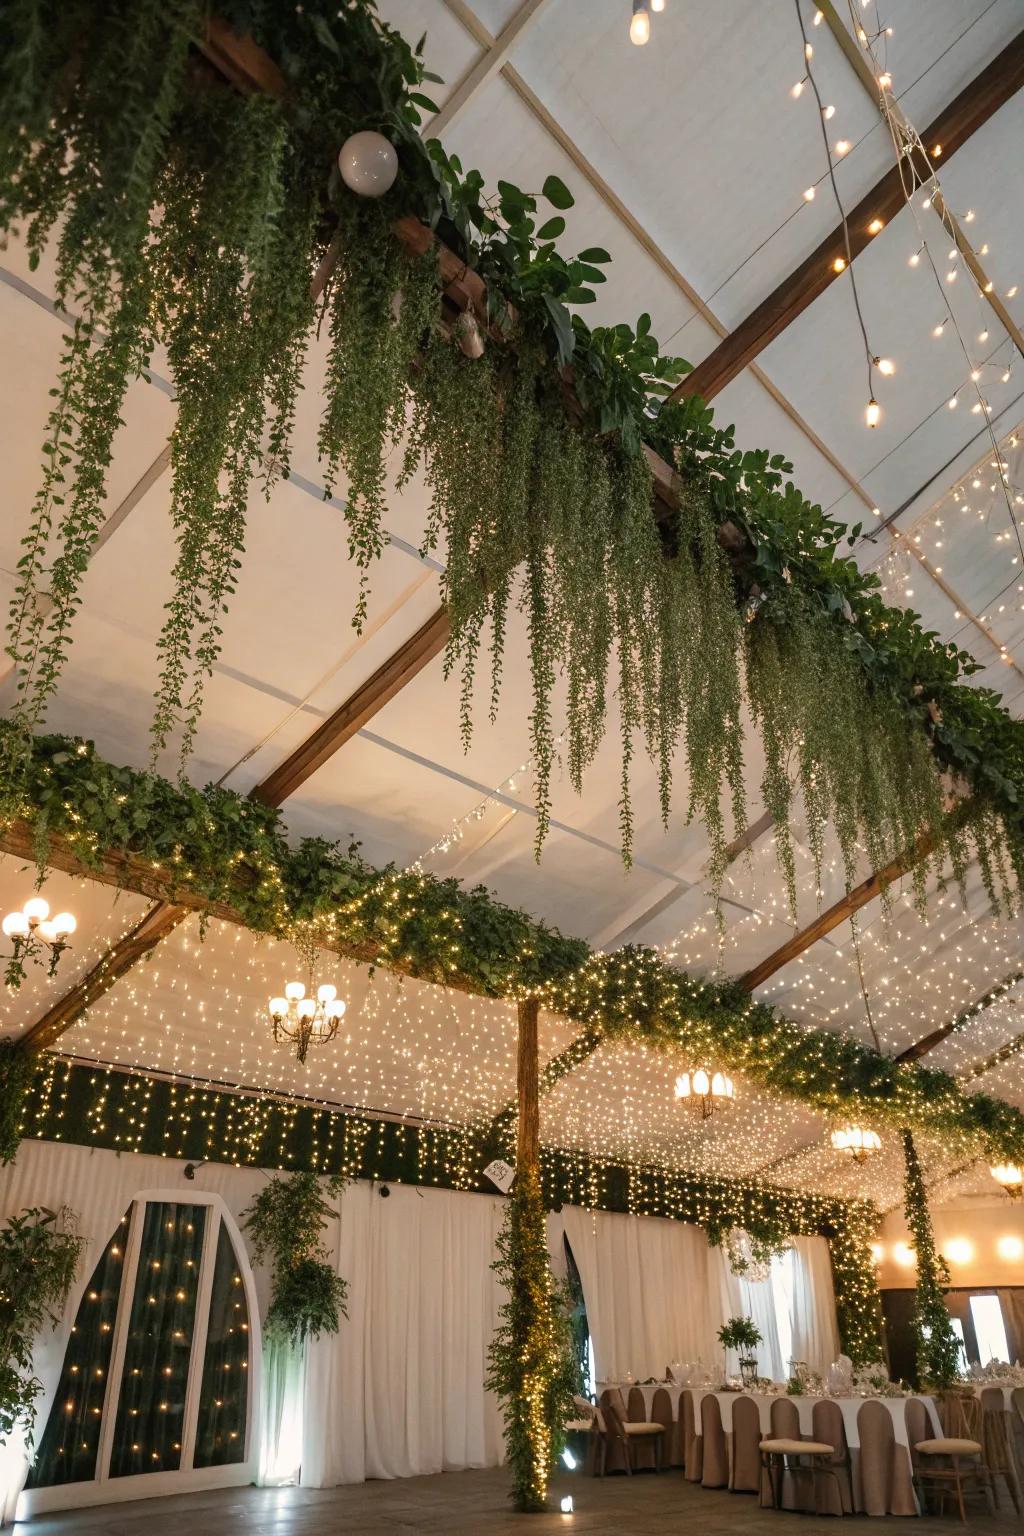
[485,1168,579,1511]
[901,1131,962,1390]
[1,1,1024,897]
[241,1169,349,1346]
[4,722,1024,1169]
[0,1204,84,1449]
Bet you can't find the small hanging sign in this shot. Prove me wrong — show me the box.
[483,1158,516,1194]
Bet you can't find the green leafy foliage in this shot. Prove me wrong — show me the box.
[5,722,1024,1167]
[718,1316,762,1353]
[486,1167,579,1511]
[0,1038,37,1163]
[241,1169,349,1346]
[0,1205,84,1446]
[901,1131,962,1390]
[3,0,1024,893]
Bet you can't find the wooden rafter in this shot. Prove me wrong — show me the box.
[739,827,938,993]
[896,968,1024,1064]
[668,31,1024,405]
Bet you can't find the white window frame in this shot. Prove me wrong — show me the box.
[20,1189,262,1517]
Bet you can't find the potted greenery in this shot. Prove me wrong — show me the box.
[718,1316,763,1388]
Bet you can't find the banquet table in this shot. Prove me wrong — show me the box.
[688,1388,941,1515]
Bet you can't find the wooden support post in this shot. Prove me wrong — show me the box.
[516,996,540,1174]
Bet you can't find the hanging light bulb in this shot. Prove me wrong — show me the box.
[650,0,665,10]
[865,397,881,428]
[269,969,347,1064]
[630,1,651,44]
[2,894,76,985]
[791,78,807,99]
[831,1126,882,1163]
[675,1068,735,1120]
[875,357,895,376]
[803,186,816,202]
[991,1163,1022,1199]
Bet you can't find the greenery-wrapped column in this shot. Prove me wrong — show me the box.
[487,999,575,1511]
[902,1130,961,1388]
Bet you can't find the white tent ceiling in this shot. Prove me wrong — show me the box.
[2,0,1024,1206]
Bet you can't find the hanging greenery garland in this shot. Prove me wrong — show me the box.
[240,1168,349,1345]
[1,1,1024,897]
[0,1204,84,1449]
[3,722,1024,1165]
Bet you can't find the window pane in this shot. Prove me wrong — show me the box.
[969,1293,1010,1365]
[26,1210,131,1489]
[108,1203,206,1478]
[192,1222,250,1467]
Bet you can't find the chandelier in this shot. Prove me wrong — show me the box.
[675,1068,734,1119]
[2,896,76,986]
[268,977,346,1064]
[830,1126,882,1163]
[990,1162,1022,1199]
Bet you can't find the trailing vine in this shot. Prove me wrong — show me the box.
[0,1204,84,1448]
[901,1130,962,1390]
[1,0,1024,896]
[241,1168,349,1345]
[4,722,1024,1164]
[485,1167,579,1512]
[0,1038,38,1164]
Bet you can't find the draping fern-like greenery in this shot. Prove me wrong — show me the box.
[2,0,1024,901]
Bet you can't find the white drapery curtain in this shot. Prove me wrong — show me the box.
[554,1206,719,1381]
[301,1179,507,1485]
[790,1234,841,1376]
[706,1241,786,1381]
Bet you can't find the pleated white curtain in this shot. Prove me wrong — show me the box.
[300,1179,507,1484]
[790,1234,841,1375]
[554,1206,719,1380]
[706,1240,785,1380]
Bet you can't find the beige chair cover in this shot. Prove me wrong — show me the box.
[730,1393,762,1493]
[651,1387,681,1468]
[856,1399,900,1517]
[626,1386,657,1470]
[700,1392,729,1488]
[813,1397,853,1514]
[599,1388,627,1474]
[770,1396,801,1439]
[682,1389,703,1482]
[981,1384,1022,1511]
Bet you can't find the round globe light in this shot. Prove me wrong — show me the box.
[339,131,398,198]
[692,1068,710,1097]
[317,983,337,1004]
[23,896,50,924]
[37,920,59,942]
[674,1073,691,1099]
[2,912,29,939]
[51,912,77,937]
[327,999,347,1020]
[269,997,288,1019]
[297,998,317,1021]
[285,980,305,1001]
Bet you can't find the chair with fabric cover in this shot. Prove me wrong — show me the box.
[1014,1386,1024,1429]
[598,1389,627,1475]
[627,1386,657,1471]
[572,1395,602,1477]
[980,1385,1022,1512]
[812,1398,853,1514]
[731,1393,763,1494]
[700,1392,729,1488]
[759,1436,838,1514]
[681,1389,703,1482]
[856,1399,896,1517]
[650,1387,681,1469]
[910,1390,992,1523]
[770,1396,801,1440]
[601,1394,667,1474]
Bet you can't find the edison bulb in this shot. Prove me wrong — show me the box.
[23,896,50,924]
[630,4,650,44]
[865,398,881,428]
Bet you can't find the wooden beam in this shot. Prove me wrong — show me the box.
[0,819,481,1000]
[427,0,551,138]
[740,828,938,993]
[959,1026,1024,1084]
[251,605,450,806]
[669,31,1024,404]
[896,968,1024,1064]
[516,996,540,1172]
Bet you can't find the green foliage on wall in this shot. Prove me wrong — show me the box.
[0,1204,84,1449]
[241,1170,349,1345]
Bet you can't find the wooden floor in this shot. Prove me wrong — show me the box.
[17,1467,1022,1535]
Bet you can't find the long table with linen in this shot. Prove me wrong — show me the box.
[600,1383,941,1514]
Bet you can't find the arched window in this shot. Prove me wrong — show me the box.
[22,1191,260,1516]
